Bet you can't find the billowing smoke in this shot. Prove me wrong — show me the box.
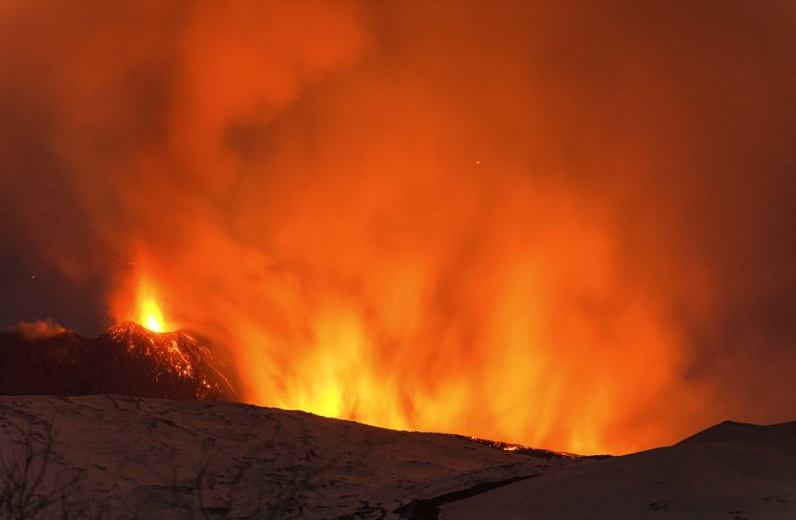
[1,1,794,453]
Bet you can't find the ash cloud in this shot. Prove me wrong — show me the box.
[0,1,794,453]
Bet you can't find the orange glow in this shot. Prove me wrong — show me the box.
[110,179,687,455]
[113,267,175,334]
[95,1,699,455]
[138,294,167,333]
[16,1,790,456]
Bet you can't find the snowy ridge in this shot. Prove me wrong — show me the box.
[442,420,796,519]
[0,395,577,519]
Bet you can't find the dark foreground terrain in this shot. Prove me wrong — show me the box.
[0,395,793,519]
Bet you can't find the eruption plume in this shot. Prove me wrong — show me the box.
[1,1,795,454]
[134,282,170,333]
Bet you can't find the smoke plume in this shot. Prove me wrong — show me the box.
[1,1,794,453]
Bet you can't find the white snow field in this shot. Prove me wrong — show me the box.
[0,395,575,519]
[1,395,793,519]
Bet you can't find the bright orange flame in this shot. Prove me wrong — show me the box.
[112,269,174,334]
[138,294,167,333]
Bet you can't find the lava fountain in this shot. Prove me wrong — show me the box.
[136,285,170,334]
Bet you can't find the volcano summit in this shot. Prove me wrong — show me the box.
[0,321,236,400]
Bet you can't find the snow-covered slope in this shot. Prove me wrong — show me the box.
[0,395,577,519]
[441,420,796,519]
[4,395,789,519]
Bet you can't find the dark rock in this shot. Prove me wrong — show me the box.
[0,322,236,400]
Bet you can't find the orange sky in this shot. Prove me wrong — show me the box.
[1,1,795,454]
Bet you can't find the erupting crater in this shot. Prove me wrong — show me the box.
[103,321,235,399]
[0,320,236,400]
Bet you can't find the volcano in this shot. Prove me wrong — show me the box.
[0,322,236,400]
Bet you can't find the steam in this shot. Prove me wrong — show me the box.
[1,2,794,453]
[10,320,69,341]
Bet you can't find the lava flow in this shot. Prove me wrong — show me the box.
[107,321,232,400]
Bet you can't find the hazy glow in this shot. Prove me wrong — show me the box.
[3,1,794,455]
